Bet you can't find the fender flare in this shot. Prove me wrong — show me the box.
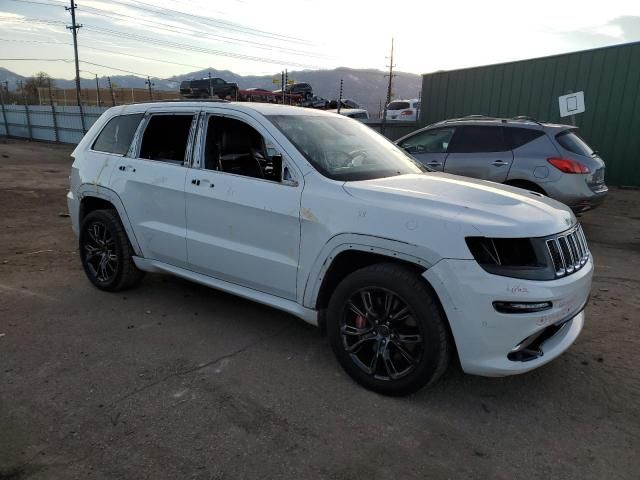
[77,184,143,256]
[301,233,442,309]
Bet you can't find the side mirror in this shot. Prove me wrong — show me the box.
[271,154,283,182]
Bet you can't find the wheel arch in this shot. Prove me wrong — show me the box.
[503,178,547,195]
[302,234,443,322]
[77,184,143,256]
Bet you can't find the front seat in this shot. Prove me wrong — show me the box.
[218,127,264,179]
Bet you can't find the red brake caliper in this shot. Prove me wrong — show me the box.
[355,315,366,329]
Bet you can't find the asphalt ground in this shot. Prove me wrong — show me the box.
[1,138,639,479]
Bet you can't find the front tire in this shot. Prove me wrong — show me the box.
[327,263,451,396]
[79,209,144,291]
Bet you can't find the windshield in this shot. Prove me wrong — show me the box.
[268,115,426,181]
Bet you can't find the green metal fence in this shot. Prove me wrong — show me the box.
[420,41,640,186]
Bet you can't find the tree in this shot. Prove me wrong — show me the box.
[24,72,54,99]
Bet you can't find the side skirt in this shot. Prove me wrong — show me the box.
[132,257,319,327]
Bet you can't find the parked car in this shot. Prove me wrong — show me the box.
[68,103,592,395]
[302,95,330,109]
[386,99,420,121]
[275,82,313,99]
[180,77,238,99]
[395,116,608,213]
[327,108,370,120]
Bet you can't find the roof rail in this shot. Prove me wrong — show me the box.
[123,98,230,105]
[512,115,544,126]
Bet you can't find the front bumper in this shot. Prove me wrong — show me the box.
[424,257,592,376]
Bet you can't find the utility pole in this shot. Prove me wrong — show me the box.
[145,76,154,101]
[66,0,86,133]
[281,70,285,104]
[107,76,116,106]
[381,38,396,135]
[208,71,212,98]
[337,79,343,114]
[95,74,101,107]
[284,69,288,104]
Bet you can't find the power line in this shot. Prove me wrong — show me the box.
[0,38,218,72]
[6,0,326,59]
[112,0,312,44]
[0,16,324,69]
[46,0,313,45]
[81,24,323,69]
[73,4,329,59]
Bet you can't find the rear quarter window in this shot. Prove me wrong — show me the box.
[92,113,143,155]
[556,130,594,156]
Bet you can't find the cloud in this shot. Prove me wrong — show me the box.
[556,15,640,47]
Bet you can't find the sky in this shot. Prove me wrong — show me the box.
[1,0,639,80]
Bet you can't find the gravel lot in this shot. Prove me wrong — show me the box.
[1,138,639,480]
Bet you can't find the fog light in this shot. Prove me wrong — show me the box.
[493,301,552,314]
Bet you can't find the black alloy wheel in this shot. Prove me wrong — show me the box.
[327,263,451,396]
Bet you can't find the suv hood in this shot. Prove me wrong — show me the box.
[343,173,576,238]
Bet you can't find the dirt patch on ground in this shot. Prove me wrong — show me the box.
[1,138,639,479]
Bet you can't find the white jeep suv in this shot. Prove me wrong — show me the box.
[67,101,593,396]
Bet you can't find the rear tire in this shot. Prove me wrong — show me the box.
[79,209,145,291]
[326,263,450,396]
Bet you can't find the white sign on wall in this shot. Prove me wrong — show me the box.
[558,91,585,118]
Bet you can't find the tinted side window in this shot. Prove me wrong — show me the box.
[400,127,455,154]
[448,126,508,153]
[556,130,594,156]
[506,127,544,149]
[92,113,143,155]
[203,116,283,182]
[139,114,194,163]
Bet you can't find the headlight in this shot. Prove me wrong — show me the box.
[465,237,555,280]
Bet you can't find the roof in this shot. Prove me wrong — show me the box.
[116,101,337,117]
[427,115,573,130]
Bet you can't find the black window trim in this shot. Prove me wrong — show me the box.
[133,111,199,167]
[89,112,145,157]
[196,110,301,187]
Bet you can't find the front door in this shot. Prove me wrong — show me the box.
[109,112,196,268]
[185,112,302,300]
[443,125,513,183]
[397,127,455,171]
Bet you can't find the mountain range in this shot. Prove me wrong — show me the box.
[0,66,423,110]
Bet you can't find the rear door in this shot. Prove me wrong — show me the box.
[109,110,197,269]
[397,127,455,171]
[443,125,513,182]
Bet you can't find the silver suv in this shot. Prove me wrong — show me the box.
[396,116,608,213]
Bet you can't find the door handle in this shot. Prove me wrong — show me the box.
[118,165,136,172]
[427,161,442,167]
[200,179,214,188]
[491,160,510,166]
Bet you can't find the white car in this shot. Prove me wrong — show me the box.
[386,98,420,121]
[67,102,592,396]
[327,108,370,121]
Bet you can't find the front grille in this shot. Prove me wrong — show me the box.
[545,224,589,277]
